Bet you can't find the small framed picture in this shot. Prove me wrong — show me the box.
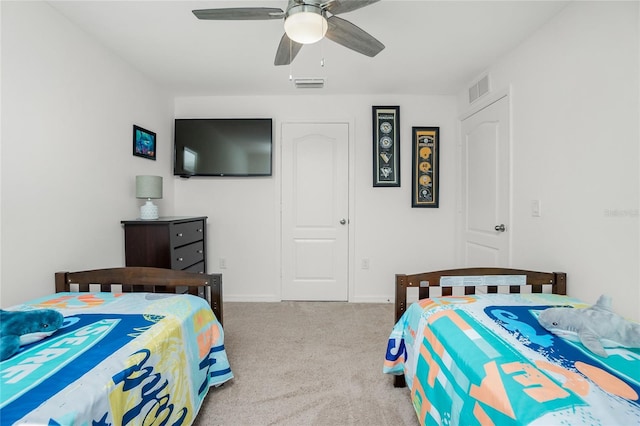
[133,125,156,160]
[372,106,400,187]
[412,127,439,208]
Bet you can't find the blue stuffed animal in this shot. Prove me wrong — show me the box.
[0,308,64,361]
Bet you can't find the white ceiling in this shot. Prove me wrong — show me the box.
[47,0,569,97]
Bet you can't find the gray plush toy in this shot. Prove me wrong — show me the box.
[538,295,640,358]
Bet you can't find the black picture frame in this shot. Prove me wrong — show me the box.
[412,127,439,208]
[133,125,156,160]
[372,106,400,187]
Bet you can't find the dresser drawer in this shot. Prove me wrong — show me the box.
[183,261,205,274]
[172,240,204,269]
[170,220,205,248]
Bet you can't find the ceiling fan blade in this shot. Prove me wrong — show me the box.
[325,16,384,57]
[325,0,380,16]
[274,33,304,66]
[192,8,284,20]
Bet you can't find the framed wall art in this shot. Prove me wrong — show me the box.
[412,127,439,208]
[372,106,400,187]
[133,125,156,160]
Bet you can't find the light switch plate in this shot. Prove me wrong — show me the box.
[531,200,541,217]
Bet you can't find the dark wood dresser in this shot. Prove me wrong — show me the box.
[121,216,208,273]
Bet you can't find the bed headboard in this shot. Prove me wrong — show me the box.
[54,267,223,325]
[395,267,566,322]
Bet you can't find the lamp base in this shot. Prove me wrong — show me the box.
[140,200,159,220]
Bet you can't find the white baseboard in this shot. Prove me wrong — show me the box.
[350,296,394,304]
[223,295,281,302]
[223,295,394,303]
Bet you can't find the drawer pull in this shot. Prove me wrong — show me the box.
[177,233,183,237]
[197,250,203,254]
[197,228,203,233]
[177,257,184,262]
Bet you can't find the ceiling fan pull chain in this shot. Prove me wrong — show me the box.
[289,39,293,80]
[321,19,326,67]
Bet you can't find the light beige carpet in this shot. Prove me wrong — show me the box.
[194,302,420,426]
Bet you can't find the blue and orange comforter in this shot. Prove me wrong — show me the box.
[384,293,640,425]
[1,292,233,425]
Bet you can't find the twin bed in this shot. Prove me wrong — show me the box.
[3,265,638,425]
[1,267,232,425]
[384,267,640,425]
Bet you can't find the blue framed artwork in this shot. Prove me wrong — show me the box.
[133,125,156,160]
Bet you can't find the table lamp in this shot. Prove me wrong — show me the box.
[136,175,162,220]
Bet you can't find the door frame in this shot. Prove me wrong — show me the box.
[278,118,356,301]
[455,87,512,266]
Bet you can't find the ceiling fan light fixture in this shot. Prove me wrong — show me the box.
[284,5,327,45]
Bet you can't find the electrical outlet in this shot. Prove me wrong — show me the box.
[219,258,227,269]
[361,258,370,269]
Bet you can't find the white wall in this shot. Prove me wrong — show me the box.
[0,1,174,307]
[0,2,3,304]
[174,95,459,302]
[459,1,639,320]
[2,1,637,320]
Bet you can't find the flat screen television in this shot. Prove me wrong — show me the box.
[174,118,273,177]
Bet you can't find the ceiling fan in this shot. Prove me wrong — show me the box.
[192,0,385,66]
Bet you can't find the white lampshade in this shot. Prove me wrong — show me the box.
[135,175,162,220]
[284,5,327,45]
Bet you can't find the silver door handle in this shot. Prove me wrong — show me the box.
[494,224,506,232]
[340,219,347,225]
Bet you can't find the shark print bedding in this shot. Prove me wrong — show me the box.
[384,293,640,425]
[0,292,233,425]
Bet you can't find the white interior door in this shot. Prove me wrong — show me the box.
[461,95,511,266]
[281,122,349,301]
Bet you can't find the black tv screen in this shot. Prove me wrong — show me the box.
[174,118,273,177]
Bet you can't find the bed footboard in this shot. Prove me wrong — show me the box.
[55,267,223,325]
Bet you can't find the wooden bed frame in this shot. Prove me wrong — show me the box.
[393,267,566,387]
[54,267,223,325]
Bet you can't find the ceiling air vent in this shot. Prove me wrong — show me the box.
[468,74,490,104]
[294,78,325,89]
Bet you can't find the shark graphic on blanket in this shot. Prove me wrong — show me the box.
[384,293,640,425]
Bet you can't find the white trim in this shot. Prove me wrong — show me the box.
[347,118,356,303]
[350,296,394,304]
[224,295,281,303]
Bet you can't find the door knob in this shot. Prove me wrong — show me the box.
[340,219,347,225]
[494,224,506,232]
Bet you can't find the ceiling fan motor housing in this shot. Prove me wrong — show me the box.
[284,4,328,44]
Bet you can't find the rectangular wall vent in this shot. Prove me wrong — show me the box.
[468,74,490,103]
[468,85,479,104]
[294,78,325,89]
